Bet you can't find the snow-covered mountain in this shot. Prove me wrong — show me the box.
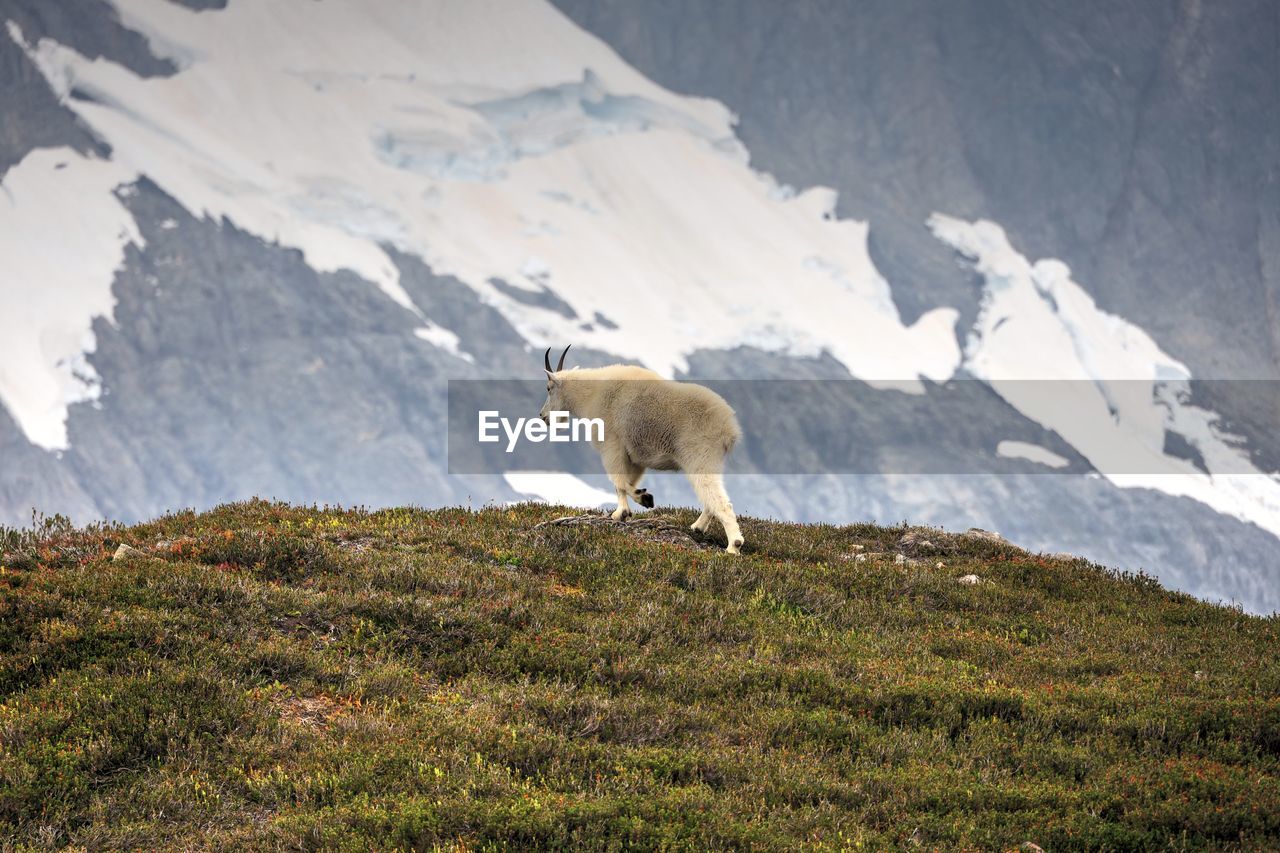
[1,0,1277,612]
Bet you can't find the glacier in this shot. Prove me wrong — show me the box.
[929,213,1280,541]
[6,0,960,420]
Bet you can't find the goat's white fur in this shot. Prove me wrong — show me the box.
[540,364,744,553]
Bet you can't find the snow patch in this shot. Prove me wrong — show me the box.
[0,147,141,449]
[413,325,474,363]
[996,440,1070,469]
[504,471,614,508]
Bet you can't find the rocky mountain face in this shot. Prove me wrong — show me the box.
[0,0,1277,612]
[554,0,1280,381]
[556,0,1280,484]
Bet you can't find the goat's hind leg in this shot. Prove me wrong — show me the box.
[688,471,744,554]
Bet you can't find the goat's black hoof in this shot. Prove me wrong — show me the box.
[638,491,655,508]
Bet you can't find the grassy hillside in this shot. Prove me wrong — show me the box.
[2,500,1278,850]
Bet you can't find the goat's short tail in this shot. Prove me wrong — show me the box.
[725,418,742,455]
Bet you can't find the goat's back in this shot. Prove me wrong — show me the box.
[598,372,740,472]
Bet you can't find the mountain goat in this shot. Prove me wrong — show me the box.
[539,346,745,553]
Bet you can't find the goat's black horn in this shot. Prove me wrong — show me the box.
[556,344,571,372]
[544,347,553,373]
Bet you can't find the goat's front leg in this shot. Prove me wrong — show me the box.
[600,440,640,520]
[608,476,632,520]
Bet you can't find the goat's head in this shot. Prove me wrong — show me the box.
[538,345,571,423]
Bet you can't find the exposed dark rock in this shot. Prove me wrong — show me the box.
[552,0,1280,384]
[488,277,578,320]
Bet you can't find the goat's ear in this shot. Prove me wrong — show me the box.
[545,370,559,385]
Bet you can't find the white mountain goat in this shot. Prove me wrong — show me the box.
[539,346,745,553]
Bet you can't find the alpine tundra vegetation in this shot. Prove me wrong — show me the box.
[1,500,1277,849]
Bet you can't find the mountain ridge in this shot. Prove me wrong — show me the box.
[1,499,1277,848]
